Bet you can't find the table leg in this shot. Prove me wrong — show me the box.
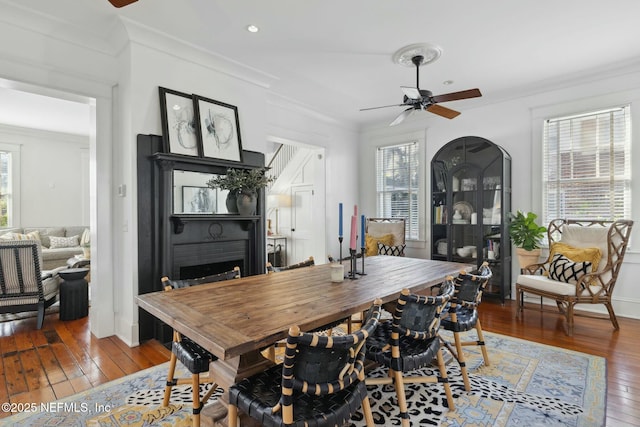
[201,350,275,427]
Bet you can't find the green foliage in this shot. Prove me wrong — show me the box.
[508,210,547,251]
[206,168,275,194]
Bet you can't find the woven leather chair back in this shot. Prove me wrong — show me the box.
[393,280,454,341]
[281,300,381,400]
[452,262,492,308]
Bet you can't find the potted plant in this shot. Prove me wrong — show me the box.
[508,210,547,269]
[207,168,274,215]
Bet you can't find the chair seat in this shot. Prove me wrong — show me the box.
[229,361,369,427]
[366,321,441,372]
[517,274,604,296]
[172,336,217,374]
[441,306,478,332]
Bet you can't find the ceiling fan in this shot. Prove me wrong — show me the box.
[107,0,138,7]
[361,54,482,126]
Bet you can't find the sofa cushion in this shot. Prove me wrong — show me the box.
[65,226,89,240]
[365,233,394,256]
[24,227,65,248]
[377,242,406,256]
[0,230,42,243]
[560,225,610,271]
[548,253,592,285]
[49,235,80,249]
[548,242,601,273]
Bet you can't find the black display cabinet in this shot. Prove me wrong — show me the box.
[431,136,512,301]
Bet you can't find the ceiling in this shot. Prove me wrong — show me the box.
[4,0,640,129]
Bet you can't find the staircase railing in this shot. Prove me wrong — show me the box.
[266,143,298,190]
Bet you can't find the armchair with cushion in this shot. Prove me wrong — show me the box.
[0,240,61,329]
[365,217,406,256]
[516,219,633,336]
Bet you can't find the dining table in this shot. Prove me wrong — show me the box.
[136,255,472,426]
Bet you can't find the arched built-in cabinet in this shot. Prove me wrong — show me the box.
[431,136,512,301]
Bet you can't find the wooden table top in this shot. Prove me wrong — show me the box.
[136,256,471,360]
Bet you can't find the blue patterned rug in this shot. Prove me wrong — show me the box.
[2,331,605,426]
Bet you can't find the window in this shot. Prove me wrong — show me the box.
[375,142,419,240]
[0,151,9,226]
[543,105,631,223]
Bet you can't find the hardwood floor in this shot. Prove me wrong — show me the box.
[0,299,638,426]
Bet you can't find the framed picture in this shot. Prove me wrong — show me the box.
[159,87,200,156]
[193,95,243,162]
[182,186,217,213]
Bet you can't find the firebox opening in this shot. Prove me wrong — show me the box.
[180,259,244,279]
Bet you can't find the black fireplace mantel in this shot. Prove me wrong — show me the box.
[137,134,266,343]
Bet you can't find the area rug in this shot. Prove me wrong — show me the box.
[2,331,605,427]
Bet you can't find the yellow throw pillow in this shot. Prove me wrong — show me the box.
[549,242,602,273]
[365,233,394,257]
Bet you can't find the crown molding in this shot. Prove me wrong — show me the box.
[120,17,279,90]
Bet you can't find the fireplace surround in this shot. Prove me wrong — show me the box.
[137,134,266,343]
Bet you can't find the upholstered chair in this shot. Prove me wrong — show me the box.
[516,219,633,336]
[0,240,61,329]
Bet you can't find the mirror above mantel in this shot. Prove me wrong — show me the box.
[173,170,231,214]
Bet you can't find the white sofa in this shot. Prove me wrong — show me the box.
[0,226,88,270]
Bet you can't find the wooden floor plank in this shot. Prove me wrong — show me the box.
[0,296,637,427]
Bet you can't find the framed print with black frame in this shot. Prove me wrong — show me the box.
[182,186,217,213]
[159,87,200,157]
[193,95,243,162]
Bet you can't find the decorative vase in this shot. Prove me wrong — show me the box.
[226,191,239,214]
[515,247,541,270]
[236,191,257,216]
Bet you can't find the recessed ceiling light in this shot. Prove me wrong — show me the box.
[247,25,259,33]
[443,80,454,85]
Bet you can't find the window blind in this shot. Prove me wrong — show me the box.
[375,141,419,240]
[543,105,631,223]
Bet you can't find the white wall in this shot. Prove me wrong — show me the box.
[0,125,89,227]
[360,68,640,320]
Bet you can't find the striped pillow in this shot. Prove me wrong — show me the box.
[0,230,41,243]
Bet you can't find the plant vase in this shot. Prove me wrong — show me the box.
[226,191,239,214]
[515,247,541,270]
[236,191,257,216]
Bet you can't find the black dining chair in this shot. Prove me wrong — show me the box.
[439,262,492,391]
[161,266,241,427]
[365,280,456,426]
[228,298,383,427]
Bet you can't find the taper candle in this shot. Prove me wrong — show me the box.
[360,214,365,247]
[349,215,357,249]
[338,203,343,237]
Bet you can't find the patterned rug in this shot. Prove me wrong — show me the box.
[3,331,605,427]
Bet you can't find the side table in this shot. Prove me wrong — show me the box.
[58,268,90,321]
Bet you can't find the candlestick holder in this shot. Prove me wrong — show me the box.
[347,249,358,280]
[358,247,367,275]
[338,236,344,266]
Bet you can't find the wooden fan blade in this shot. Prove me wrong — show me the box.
[390,108,414,126]
[108,0,138,8]
[401,86,421,100]
[426,104,461,119]
[431,88,482,103]
[360,104,406,111]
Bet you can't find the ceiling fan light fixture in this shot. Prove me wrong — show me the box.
[392,43,442,67]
